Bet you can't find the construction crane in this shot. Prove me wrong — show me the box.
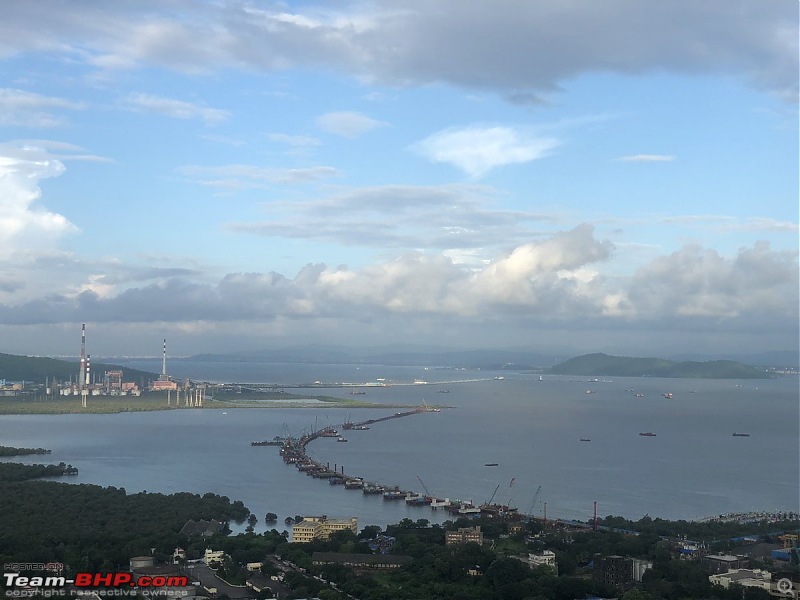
[505,477,516,508]
[526,485,543,516]
[417,475,433,498]
[485,483,501,506]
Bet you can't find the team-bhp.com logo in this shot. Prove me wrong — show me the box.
[4,569,188,597]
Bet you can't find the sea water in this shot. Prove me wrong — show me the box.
[0,362,797,531]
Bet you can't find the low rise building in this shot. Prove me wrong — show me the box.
[203,549,225,565]
[702,554,749,574]
[445,526,484,546]
[593,554,652,589]
[708,569,772,592]
[291,516,358,543]
[513,550,558,574]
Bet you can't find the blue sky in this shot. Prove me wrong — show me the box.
[0,1,797,358]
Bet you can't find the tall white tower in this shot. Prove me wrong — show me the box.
[161,338,167,380]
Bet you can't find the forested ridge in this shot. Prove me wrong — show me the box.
[0,463,249,571]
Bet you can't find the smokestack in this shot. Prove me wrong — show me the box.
[79,324,86,390]
[162,339,167,378]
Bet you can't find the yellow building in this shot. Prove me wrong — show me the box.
[445,526,484,546]
[291,516,358,543]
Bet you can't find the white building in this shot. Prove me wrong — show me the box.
[708,569,772,593]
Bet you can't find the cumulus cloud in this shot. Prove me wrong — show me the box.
[413,126,559,178]
[626,242,799,319]
[316,111,386,138]
[0,143,79,260]
[0,2,794,100]
[1,226,794,347]
[123,93,229,124]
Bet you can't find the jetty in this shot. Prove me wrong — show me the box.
[262,404,519,520]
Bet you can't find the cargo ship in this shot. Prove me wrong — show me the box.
[732,432,751,437]
[639,432,657,437]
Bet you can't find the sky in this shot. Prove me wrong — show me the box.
[0,0,797,359]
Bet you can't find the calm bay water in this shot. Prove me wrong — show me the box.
[1,361,797,531]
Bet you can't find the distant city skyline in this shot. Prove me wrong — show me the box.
[0,1,797,357]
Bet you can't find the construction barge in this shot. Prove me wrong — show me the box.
[267,405,519,520]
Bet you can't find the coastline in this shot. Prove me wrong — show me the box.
[0,393,426,415]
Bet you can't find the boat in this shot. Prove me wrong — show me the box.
[732,433,751,437]
[383,489,405,501]
[539,376,543,381]
[362,484,384,494]
[635,393,645,398]
[344,479,364,489]
[662,393,673,399]
[353,425,370,430]
[337,436,348,442]
[639,432,657,437]
[484,463,499,467]
[580,438,591,442]
[319,428,339,437]
[494,376,505,380]
[437,389,450,393]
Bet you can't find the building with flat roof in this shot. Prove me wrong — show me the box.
[702,554,749,574]
[291,516,358,543]
[445,526,484,546]
[708,569,773,593]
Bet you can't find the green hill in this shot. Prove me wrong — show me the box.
[550,353,770,379]
[0,353,157,384]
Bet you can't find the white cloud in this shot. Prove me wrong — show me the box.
[0,88,85,127]
[1,2,792,100]
[268,133,322,147]
[413,126,559,178]
[0,143,78,260]
[226,183,559,251]
[177,164,340,189]
[123,93,229,124]
[316,111,386,138]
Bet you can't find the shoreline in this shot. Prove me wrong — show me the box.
[0,393,436,415]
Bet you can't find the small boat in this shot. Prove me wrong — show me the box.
[732,433,751,437]
[639,432,656,437]
[337,436,348,442]
[484,463,499,467]
[494,376,505,380]
[662,393,673,399]
[580,438,591,442]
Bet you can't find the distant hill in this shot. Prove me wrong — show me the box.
[183,347,565,369]
[550,353,770,379]
[0,353,158,384]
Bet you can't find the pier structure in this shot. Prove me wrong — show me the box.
[265,405,521,521]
